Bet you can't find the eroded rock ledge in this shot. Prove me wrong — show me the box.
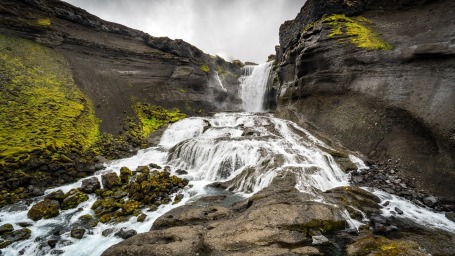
[274,0,455,199]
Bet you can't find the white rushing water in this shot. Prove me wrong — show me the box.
[2,62,455,255]
[239,62,273,112]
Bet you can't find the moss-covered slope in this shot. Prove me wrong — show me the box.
[0,35,99,168]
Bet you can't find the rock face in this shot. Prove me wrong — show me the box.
[0,0,243,204]
[275,0,455,199]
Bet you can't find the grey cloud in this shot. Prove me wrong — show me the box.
[63,0,306,63]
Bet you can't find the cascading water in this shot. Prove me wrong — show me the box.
[239,62,273,112]
[1,64,455,256]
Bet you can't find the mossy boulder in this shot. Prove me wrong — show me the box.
[70,228,85,239]
[325,186,381,220]
[101,173,122,189]
[45,189,66,202]
[347,235,427,256]
[120,167,133,183]
[137,214,147,222]
[80,177,101,194]
[0,224,13,236]
[91,197,122,217]
[27,199,60,221]
[61,189,89,210]
[1,228,31,242]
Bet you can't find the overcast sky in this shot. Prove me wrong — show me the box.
[63,0,306,63]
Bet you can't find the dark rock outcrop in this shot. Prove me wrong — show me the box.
[0,0,242,205]
[275,0,455,199]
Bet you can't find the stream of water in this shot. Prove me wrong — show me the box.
[1,63,454,256]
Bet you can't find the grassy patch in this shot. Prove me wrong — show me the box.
[133,102,186,138]
[0,34,99,167]
[323,14,392,50]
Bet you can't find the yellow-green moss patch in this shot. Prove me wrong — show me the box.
[36,18,51,27]
[0,34,99,167]
[323,14,392,50]
[200,64,210,73]
[133,102,186,138]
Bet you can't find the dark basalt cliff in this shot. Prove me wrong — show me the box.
[275,0,455,199]
[0,0,241,205]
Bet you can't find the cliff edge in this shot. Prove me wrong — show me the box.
[275,0,455,199]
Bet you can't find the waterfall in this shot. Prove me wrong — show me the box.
[2,113,455,256]
[239,62,273,112]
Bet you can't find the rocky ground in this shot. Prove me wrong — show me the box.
[103,171,455,256]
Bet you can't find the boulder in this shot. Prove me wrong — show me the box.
[101,173,122,189]
[45,190,66,202]
[0,224,13,235]
[80,177,101,194]
[114,228,137,239]
[27,199,60,221]
[119,167,133,184]
[61,189,89,210]
[346,235,427,256]
[70,228,85,239]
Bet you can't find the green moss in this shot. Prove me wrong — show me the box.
[200,64,210,73]
[61,189,89,210]
[323,14,392,50]
[178,88,187,93]
[133,102,186,138]
[27,199,60,221]
[347,236,426,256]
[99,214,111,223]
[0,35,99,167]
[36,18,51,27]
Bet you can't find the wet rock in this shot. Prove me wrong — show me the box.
[47,239,58,249]
[27,185,45,197]
[1,228,31,242]
[101,173,122,189]
[0,224,13,235]
[395,207,404,215]
[61,189,89,210]
[102,228,114,237]
[70,228,85,239]
[175,169,188,175]
[423,196,438,207]
[119,167,133,184]
[80,177,101,194]
[135,166,150,173]
[148,163,162,169]
[50,249,64,255]
[445,212,455,222]
[137,214,147,222]
[45,190,66,202]
[172,194,184,204]
[114,228,137,239]
[17,222,33,228]
[27,199,60,221]
[312,235,330,245]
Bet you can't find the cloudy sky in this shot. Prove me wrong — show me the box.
[63,0,306,63]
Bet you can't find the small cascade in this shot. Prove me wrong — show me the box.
[239,62,273,112]
[214,72,227,92]
[1,113,455,256]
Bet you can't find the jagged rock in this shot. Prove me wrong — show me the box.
[312,235,330,245]
[148,163,162,169]
[70,229,85,239]
[27,199,60,221]
[61,189,89,210]
[114,228,137,240]
[101,173,122,189]
[80,177,101,194]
